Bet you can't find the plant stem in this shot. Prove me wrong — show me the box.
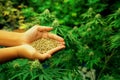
[97,49,116,80]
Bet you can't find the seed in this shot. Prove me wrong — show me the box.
[31,38,59,54]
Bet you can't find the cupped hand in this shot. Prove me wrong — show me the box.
[20,25,65,61]
[24,25,65,44]
[18,44,65,61]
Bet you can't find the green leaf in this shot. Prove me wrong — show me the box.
[10,71,27,79]
[23,73,29,80]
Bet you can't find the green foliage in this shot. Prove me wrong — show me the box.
[23,0,109,27]
[0,0,120,80]
[0,0,26,30]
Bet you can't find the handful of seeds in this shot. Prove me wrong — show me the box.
[31,38,59,54]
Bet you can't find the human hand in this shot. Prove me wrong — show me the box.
[17,44,65,61]
[23,25,65,44]
[19,25,65,60]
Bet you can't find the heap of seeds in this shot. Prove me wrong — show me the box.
[31,38,59,54]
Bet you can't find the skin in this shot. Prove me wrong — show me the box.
[0,25,65,63]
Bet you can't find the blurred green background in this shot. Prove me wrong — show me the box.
[0,0,120,80]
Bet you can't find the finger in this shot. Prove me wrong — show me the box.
[46,45,65,55]
[48,33,64,42]
[35,25,53,32]
[58,41,65,45]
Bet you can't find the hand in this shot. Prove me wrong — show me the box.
[17,44,65,61]
[23,25,65,44]
[20,25,65,61]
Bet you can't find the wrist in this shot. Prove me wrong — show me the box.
[16,45,25,58]
[16,45,36,59]
[12,46,22,58]
[20,33,28,44]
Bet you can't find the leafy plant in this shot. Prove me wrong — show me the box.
[1,0,120,80]
[0,0,26,30]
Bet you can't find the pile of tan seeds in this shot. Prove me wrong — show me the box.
[31,38,59,54]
